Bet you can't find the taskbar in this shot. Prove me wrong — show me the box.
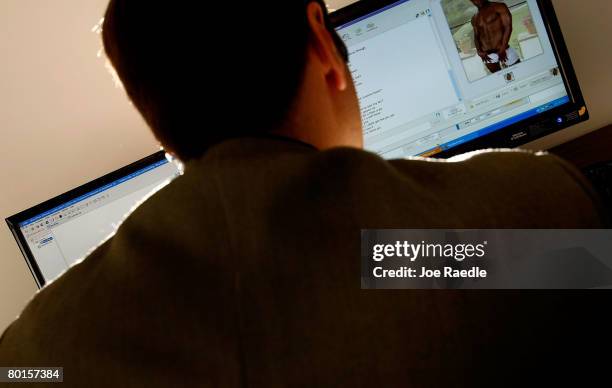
[417,95,571,157]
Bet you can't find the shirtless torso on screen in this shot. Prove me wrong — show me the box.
[470,0,514,73]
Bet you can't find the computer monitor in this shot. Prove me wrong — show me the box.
[6,152,182,288]
[331,0,587,158]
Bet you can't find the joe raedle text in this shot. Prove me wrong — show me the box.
[373,266,487,279]
[371,241,488,280]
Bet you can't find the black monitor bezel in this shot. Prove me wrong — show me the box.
[330,0,588,158]
[5,151,168,288]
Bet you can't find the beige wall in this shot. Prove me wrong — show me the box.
[0,0,158,331]
[0,0,611,332]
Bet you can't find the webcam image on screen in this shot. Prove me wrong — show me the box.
[441,0,545,82]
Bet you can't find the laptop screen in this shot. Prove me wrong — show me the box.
[334,0,576,158]
[6,152,181,287]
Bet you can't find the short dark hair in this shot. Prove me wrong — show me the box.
[102,0,347,161]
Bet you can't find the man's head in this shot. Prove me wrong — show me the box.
[102,1,362,161]
[470,0,490,8]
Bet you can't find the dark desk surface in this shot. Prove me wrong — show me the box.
[550,124,612,169]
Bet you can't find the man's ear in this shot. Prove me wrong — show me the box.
[306,2,348,91]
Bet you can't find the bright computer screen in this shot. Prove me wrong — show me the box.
[8,154,181,286]
[335,0,570,158]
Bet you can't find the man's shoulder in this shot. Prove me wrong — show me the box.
[144,142,603,231]
[193,140,596,205]
[492,1,510,12]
